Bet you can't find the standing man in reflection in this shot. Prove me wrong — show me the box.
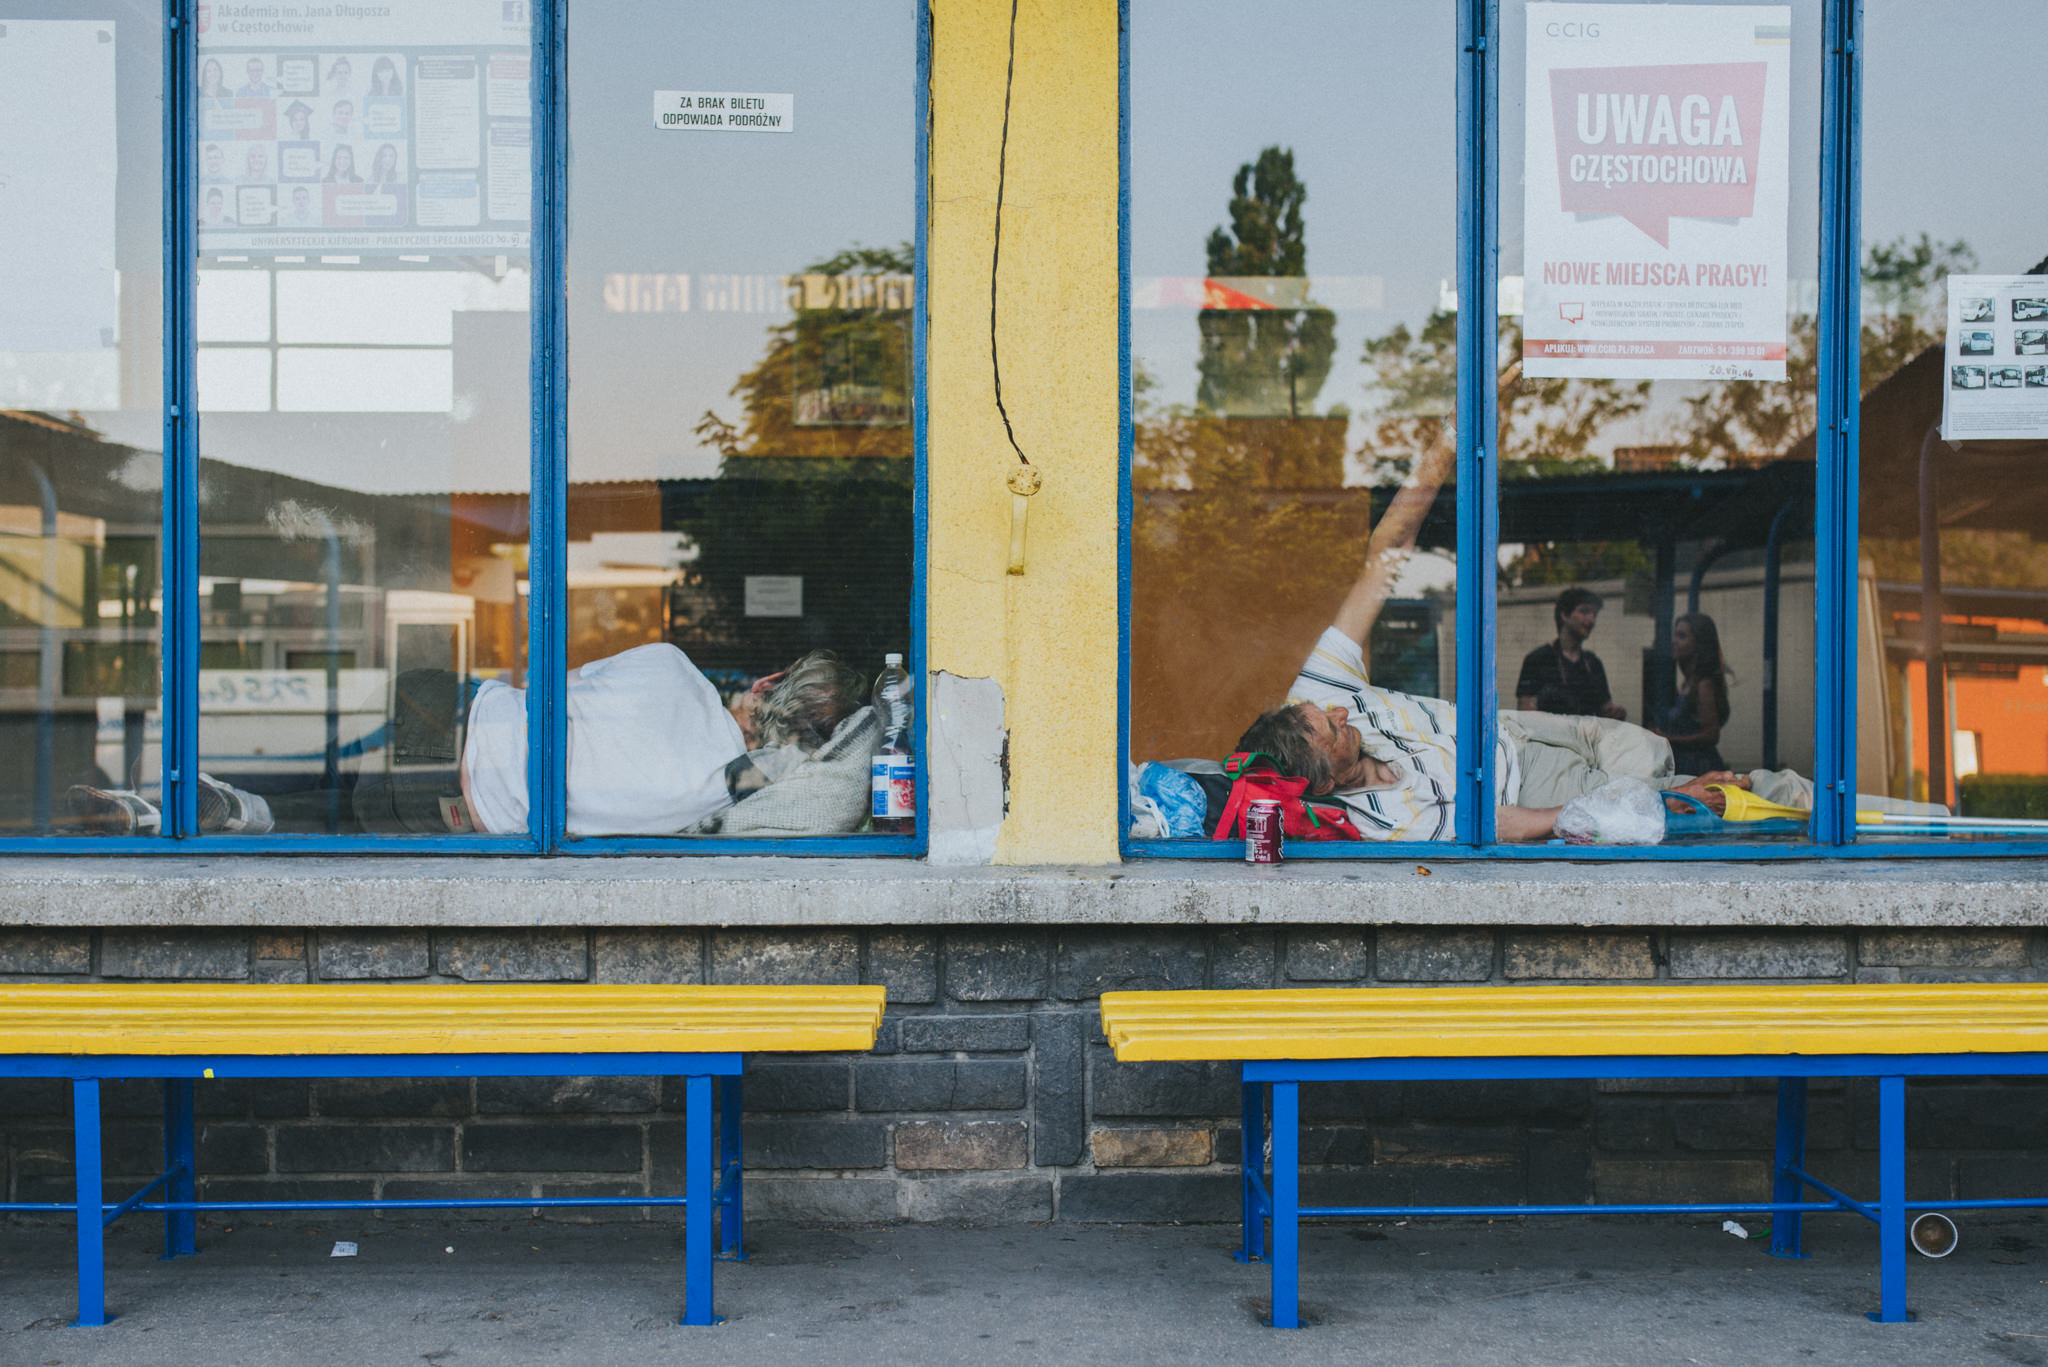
[1517,587,1625,720]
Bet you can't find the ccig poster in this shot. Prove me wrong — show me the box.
[1523,4,1791,381]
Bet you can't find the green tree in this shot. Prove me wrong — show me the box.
[1679,234,1975,466]
[673,243,915,677]
[1861,233,1976,392]
[1355,310,1649,481]
[1196,147,1336,419]
[695,242,915,462]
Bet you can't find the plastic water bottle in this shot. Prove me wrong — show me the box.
[870,653,916,833]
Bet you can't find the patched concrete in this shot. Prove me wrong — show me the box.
[927,672,1008,866]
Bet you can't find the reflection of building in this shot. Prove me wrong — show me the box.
[0,409,914,832]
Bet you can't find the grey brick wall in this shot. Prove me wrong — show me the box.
[6,925,2048,1223]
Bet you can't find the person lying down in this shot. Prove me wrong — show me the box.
[69,645,880,838]
[1183,444,1947,844]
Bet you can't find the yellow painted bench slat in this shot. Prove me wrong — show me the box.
[1099,984,2048,1062]
[0,984,886,1056]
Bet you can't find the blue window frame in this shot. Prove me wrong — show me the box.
[0,0,926,854]
[1122,0,2048,860]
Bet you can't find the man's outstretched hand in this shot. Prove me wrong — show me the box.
[1665,771,1750,816]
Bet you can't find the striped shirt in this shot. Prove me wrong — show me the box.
[1287,627,1523,842]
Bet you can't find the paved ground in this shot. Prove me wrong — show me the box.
[6,1213,2048,1366]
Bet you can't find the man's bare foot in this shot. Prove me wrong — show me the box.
[1667,771,1750,816]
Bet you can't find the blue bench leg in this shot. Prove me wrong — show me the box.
[1269,1081,1300,1330]
[73,1078,107,1327]
[1770,1077,1807,1260]
[682,1074,720,1326]
[717,1074,745,1260]
[1870,1075,1912,1323]
[1237,1079,1266,1264]
[163,1078,197,1260]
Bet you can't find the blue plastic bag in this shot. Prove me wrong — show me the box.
[1132,762,1207,839]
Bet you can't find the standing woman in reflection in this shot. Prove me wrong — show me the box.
[1652,613,1730,775]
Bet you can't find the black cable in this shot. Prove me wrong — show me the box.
[990,0,1031,466]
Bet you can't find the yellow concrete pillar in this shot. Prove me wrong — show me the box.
[929,0,1122,864]
[926,0,1121,864]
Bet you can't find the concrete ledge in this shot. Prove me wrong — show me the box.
[0,856,2041,928]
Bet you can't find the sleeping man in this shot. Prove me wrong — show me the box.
[462,644,864,836]
[67,644,868,837]
[1233,446,1947,842]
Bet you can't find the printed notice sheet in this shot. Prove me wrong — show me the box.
[1943,276,2048,442]
[1522,3,1791,380]
[653,91,795,133]
[198,0,529,254]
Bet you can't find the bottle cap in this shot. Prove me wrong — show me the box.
[885,653,903,665]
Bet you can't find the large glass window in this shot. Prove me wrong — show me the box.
[0,5,163,837]
[1496,0,1822,846]
[1855,1,2048,841]
[562,1,916,843]
[1128,0,1462,844]
[192,4,533,837]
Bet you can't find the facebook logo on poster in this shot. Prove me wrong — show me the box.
[502,1,527,21]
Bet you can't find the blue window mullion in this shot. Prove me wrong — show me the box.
[1455,0,1499,847]
[162,0,198,839]
[529,0,569,852]
[913,0,935,856]
[1812,0,1862,847]
[1114,0,1131,857]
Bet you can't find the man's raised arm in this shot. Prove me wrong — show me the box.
[1331,439,1456,649]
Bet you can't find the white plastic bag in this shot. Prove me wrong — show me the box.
[1554,777,1666,846]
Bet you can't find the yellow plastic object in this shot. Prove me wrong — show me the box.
[1099,984,2048,1062]
[1705,784,1811,822]
[0,984,886,1056]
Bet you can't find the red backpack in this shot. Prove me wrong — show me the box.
[1209,751,1364,844]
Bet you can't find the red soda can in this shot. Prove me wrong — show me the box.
[1244,799,1284,864]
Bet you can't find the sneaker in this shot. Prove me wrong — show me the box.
[66,785,162,836]
[196,773,275,835]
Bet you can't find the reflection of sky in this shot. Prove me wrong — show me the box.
[75,0,915,492]
[1135,1,1920,461]
[567,0,914,483]
[1130,0,1457,436]
[1862,1,2046,276]
[45,0,2048,486]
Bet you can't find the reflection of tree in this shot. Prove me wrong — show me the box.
[695,243,914,462]
[1861,234,1975,392]
[1356,309,1651,481]
[1851,235,2048,591]
[1131,359,1371,758]
[669,243,914,678]
[1197,148,1336,420]
[1352,308,1655,585]
[1132,147,1366,755]
[1681,236,1975,467]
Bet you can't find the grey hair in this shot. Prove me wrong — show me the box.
[1235,703,1333,793]
[755,650,865,751]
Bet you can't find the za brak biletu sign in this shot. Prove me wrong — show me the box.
[1522,3,1792,382]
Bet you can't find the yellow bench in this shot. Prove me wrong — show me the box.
[1101,983,2048,1328]
[1,983,886,1327]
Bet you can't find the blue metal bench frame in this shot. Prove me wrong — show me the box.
[2,1053,750,1327]
[1236,1053,2048,1329]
